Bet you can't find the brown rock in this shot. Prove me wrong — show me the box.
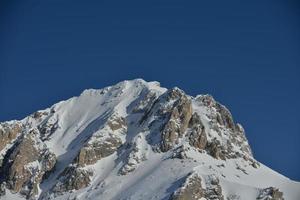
[215,103,235,131]
[189,126,207,150]
[75,134,122,167]
[206,139,226,160]
[188,113,207,150]
[170,173,204,200]
[170,173,224,200]
[107,116,126,131]
[195,95,253,161]
[2,129,56,198]
[161,88,192,152]
[0,123,22,152]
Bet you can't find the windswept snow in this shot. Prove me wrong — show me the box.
[0,79,299,200]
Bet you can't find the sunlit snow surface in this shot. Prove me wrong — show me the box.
[1,79,299,200]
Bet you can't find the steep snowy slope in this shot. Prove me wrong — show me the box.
[0,79,299,200]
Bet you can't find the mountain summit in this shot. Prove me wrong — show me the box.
[0,79,299,200]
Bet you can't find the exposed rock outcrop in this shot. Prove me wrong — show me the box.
[198,94,235,130]
[206,138,226,160]
[170,173,204,200]
[160,88,192,152]
[52,166,92,193]
[257,187,284,200]
[195,95,253,160]
[203,175,224,200]
[0,122,22,152]
[51,114,127,196]
[0,129,56,199]
[188,113,207,150]
[119,134,147,175]
[170,173,224,200]
[75,114,126,167]
[0,79,294,200]
[132,90,157,113]
[38,115,59,141]
[107,116,126,131]
[75,134,122,167]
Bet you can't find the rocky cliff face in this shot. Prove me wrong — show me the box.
[0,79,298,200]
[0,127,56,199]
[170,172,224,200]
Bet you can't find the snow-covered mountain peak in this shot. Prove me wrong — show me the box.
[0,79,299,200]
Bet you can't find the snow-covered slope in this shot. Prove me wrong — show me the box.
[0,79,299,200]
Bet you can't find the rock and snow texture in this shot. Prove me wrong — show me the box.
[0,79,299,200]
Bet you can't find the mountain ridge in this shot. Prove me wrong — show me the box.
[0,79,299,200]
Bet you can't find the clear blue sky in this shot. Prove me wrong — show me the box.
[0,0,299,180]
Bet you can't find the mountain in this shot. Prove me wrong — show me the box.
[0,79,299,200]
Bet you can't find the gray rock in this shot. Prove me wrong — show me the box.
[257,187,284,200]
[201,174,224,200]
[52,166,93,193]
[0,182,6,196]
[38,118,59,141]
[132,90,157,113]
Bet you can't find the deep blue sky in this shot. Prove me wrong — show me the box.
[0,0,300,180]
